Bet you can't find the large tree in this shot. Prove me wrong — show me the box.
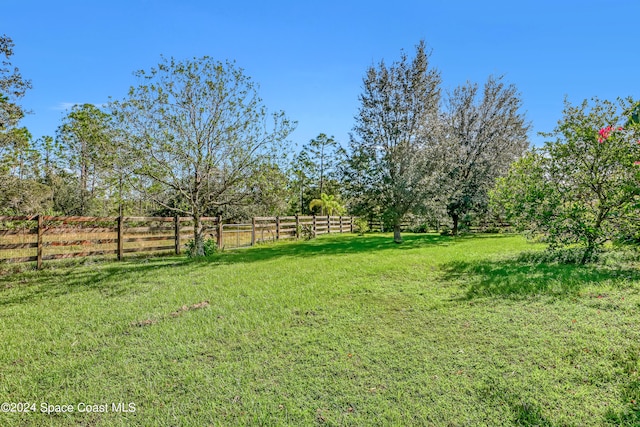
[304,133,343,196]
[0,35,51,215]
[56,103,114,215]
[0,35,31,160]
[491,97,640,263]
[290,134,345,214]
[440,76,529,234]
[347,41,442,243]
[288,150,313,214]
[111,56,295,255]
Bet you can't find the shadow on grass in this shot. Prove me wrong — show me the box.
[604,385,640,426]
[478,377,557,426]
[441,255,640,300]
[0,233,463,306]
[189,232,483,267]
[0,256,187,306]
[603,346,640,426]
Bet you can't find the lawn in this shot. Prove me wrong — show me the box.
[1,233,640,426]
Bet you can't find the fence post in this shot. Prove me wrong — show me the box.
[117,216,124,260]
[295,214,300,239]
[276,216,280,240]
[251,217,256,246]
[174,216,180,255]
[312,214,316,235]
[339,216,343,233]
[350,216,354,233]
[36,215,43,270]
[327,215,331,233]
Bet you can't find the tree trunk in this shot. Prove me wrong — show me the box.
[451,213,459,236]
[580,241,595,265]
[393,223,403,244]
[193,215,204,256]
[581,212,604,264]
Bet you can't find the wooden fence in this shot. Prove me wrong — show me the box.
[0,215,356,269]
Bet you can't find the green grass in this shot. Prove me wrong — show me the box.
[1,233,640,426]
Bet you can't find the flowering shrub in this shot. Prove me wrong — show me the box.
[597,124,640,165]
[492,97,640,264]
[598,125,614,142]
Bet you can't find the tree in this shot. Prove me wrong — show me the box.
[0,35,50,214]
[0,35,31,159]
[440,76,529,234]
[309,193,346,216]
[56,104,114,215]
[289,135,346,215]
[347,41,442,243]
[289,150,314,214]
[218,162,292,220]
[111,56,295,256]
[0,175,51,215]
[491,97,640,263]
[303,133,343,196]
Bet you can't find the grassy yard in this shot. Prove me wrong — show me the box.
[1,233,640,426]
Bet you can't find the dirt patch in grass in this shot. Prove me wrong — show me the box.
[131,300,210,327]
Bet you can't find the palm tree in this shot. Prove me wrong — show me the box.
[309,193,345,216]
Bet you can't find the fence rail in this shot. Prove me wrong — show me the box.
[0,215,356,269]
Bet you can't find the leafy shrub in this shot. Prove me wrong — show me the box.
[185,238,218,257]
[599,249,640,266]
[300,224,316,241]
[408,223,429,233]
[354,218,370,236]
[491,97,640,265]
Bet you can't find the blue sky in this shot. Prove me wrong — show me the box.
[3,0,639,150]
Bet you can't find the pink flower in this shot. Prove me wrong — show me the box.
[598,126,613,142]
[634,161,640,166]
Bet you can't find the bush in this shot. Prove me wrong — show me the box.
[458,220,471,234]
[491,97,640,265]
[354,218,370,236]
[185,238,218,257]
[408,223,429,233]
[300,224,316,241]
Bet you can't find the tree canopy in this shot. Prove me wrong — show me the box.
[440,76,529,234]
[110,56,295,255]
[492,97,640,263]
[2,33,638,258]
[56,103,114,215]
[346,41,442,243]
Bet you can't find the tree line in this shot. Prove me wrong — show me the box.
[2,35,638,257]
